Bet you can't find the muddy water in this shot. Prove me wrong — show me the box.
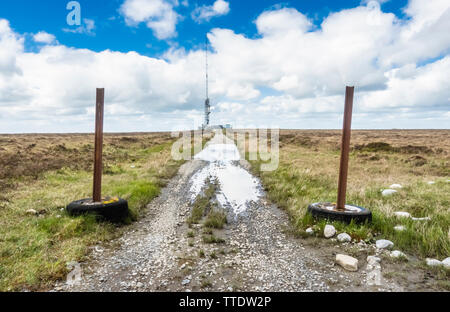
[189,132,262,215]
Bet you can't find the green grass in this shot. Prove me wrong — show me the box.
[201,279,213,288]
[202,235,226,244]
[109,180,160,220]
[187,231,195,238]
[204,210,227,229]
[0,134,208,291]
[203,228,213,235]
[185,175,228,246]
[242,138,449,260]
[187,178,218,225]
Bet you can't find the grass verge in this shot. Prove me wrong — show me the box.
[0,132,209,291]
[231,130,449,260]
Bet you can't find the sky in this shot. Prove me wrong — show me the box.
[0,0,449,133]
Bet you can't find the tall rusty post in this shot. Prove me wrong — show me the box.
[93,88,105,203]
[337,86,355,211]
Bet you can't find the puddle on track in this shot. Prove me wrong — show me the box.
[189,132,262,215]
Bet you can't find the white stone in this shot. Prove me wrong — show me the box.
[394,225,406,232]
[426,258,442,267]
[394,211,411,219]
[376,239,394,250]
[367,256,381,265]
[336,254,358,272]
[442,257,450,268]
[181,279,191,285]
[427,181,435,185]
[390,184,403,189]
[324,225,336,238]
[306,227,314,235]
[390,250,407,259]
[382,189,397,196]
[337,233,352,242]
[26,209,38,215]
[411,217,431,221]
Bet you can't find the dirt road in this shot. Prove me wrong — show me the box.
[54,132,411,292]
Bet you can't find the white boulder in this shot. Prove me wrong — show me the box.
[426,258,442,267]
[411,217,431,221]
[394,225,406,232]
[26,209,38,216]
[337,233,352,243]
[324,225,336,238]
[427,181,435,185]
[390,250,407,259]
[306,227,314,235]
[382,189,397,196]
[390,184,403,189]
[394,211,411,219]
[376,239,394,250]
[336,254,359,272]
[442,257,450,268]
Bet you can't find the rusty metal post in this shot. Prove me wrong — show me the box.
[93,88,104,203]
[337,86,354,211]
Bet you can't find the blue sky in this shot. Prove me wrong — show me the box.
[0,0,449,133]
[1,0,409,56]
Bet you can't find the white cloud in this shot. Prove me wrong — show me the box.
[256,8,312,35]
[217,101,243,113]
[33,31,56,44]
[0,19,208,132]
[0,19,23,77]
[0,0,450,132]
[192,0,230,23]
[63,18,96,35]
[120,0,179,40]
[359,57,450,111]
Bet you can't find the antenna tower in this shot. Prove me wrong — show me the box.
[204,36,211,129]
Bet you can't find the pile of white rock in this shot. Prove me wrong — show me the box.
[320,225,352,243]
[425,257,450,268]
[381,184,403,196]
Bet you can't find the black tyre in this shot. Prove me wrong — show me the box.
[307,202,372,224]
[67,198,129,222]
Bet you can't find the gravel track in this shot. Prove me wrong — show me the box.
[53,135,406,292]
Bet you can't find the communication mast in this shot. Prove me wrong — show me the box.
[204,36,211,129]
